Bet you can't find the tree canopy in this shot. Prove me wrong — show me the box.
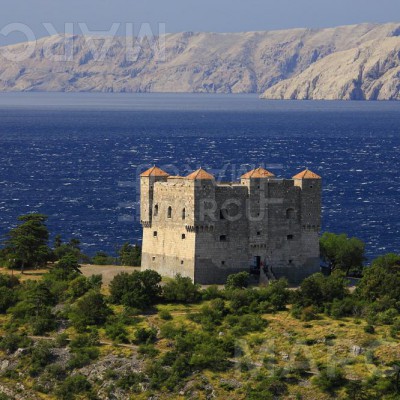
[320,232,365,275]
[4,214,51,272]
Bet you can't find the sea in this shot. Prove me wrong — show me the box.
[0,93,399,261]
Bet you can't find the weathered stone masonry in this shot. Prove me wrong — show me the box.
[140,165,322,285]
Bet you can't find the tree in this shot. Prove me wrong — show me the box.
[4,214,51,272]
[356,253,400,303]
[54,234,62,248]
[50,254,82,281]
[320,232,365,275]
[70,290,111,330]
[53,237,90,264]
[109,270,162,309]
[225,272,250,289]
[91,251,114,265]
[163,274,201,303]
[119,243,141,266]
[295,272,349,308]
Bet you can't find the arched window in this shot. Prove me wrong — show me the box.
[167,206,172,219]
[182,208,186,220]
[286,208,295,219]
[154,204,159,216]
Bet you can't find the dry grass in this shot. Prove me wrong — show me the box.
[0,265,140,287]
[80,264,140,286]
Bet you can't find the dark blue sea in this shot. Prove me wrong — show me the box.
[0,93,399,261]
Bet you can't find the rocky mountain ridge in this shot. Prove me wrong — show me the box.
[0,23,400,99]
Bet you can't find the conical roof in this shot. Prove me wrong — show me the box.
[292,169,321,179]
[140,166,169,177]
[186,168,214,180]
[241,167,275,179]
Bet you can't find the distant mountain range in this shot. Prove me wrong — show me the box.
[1,23,400,100]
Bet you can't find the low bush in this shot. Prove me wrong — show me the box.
[162,274,201,303]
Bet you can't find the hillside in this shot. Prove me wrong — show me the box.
[261,36,400,100]
[0,23,400,97]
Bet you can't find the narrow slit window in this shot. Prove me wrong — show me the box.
[167,206,172,218]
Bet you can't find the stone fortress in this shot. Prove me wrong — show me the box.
[140,165,322,285]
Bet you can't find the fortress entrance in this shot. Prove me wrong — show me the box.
[250,256,261,275]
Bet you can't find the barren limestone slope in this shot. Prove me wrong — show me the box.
[261,36,400,100]
[0,23,399,94]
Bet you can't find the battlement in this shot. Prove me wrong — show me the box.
[140,165,322,285]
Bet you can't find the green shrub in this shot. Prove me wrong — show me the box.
[159,309,172,320]
[364,325,375,334]
[116,371,144,392]
[159,322,186,339]
[0,332,31,353]
[202,285,223,300]
[138,344,160,358]
[0,287,17,313]
[29,340,55,376]
[45,364,67,381]
[135,327,157,344]
[105,321,129,343]
[55,333,69,347]
[313,366,347,393]
[225,272,250,289]
[91,251,114,265]
[109,270,162,309]
[118,243,141,266]
[69,290,111,330]
[377,308,398,325]
[56,374,93,400]
[68,347,100,369]
[163,274,201,303]
[300,306,319,322]
[246,376,288,399]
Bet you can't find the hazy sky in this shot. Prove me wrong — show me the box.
[1,0,400,45]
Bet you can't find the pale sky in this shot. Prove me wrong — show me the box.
[1,0,400,45]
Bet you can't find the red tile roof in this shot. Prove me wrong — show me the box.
[186,168,215,180]
[241,167,275,179]
[292,169,321,179]
[140,166,170,177]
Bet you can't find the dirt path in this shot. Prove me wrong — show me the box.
[28,335,139,350]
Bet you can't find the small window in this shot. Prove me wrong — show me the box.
[181,260,184,265]
[287,234,294,240]
[289,259,293,264]
[220,209,228,220]
[154,204,159,216]
[182,208,186,220]
[220,235,227,242]
[221,261,225,266]
[152,257,156,261]
[153,231,158,237]
[182,234,186,240]
[286,208,295,219]
[257,231,261,236]
[167,206,172,218]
